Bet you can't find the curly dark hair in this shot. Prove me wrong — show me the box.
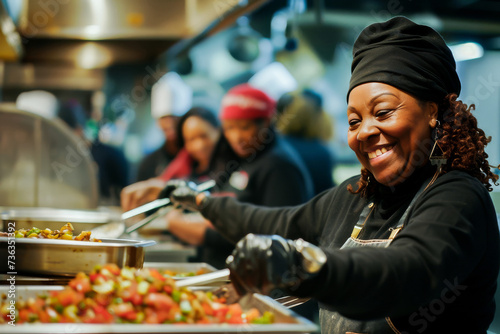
[348,93,499,196]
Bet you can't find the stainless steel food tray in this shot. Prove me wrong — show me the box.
[143,262,216,277]
[0,286,318,333]
[0,237,156,277]
[1,207,120,234]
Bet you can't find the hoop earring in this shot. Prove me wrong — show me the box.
[429,120,447,170]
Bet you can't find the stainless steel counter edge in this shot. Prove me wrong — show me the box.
[0,237,156,248]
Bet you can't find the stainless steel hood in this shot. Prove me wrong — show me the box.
[18,0,240,40]
[7,0,268,72]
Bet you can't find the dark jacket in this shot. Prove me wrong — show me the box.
[200,131,314,269]
[284,135,336,194]
[90,140,129,204]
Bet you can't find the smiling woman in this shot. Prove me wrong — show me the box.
[165,17,500,333]
[347,84,438,187]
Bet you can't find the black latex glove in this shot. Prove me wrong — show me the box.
[157,179,189,199]
[142,180,188,216]
[226,234,326,296]
[170,183,208,212]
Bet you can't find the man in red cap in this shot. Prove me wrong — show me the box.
[213,83,313,207]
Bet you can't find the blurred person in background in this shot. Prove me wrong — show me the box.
[158,84,314,268]
[122,84,314,269]
[276,89,336,194]
[136,72,193,182]
[58,99,129,205]
[121,107,222,210]
[160,83,318,322]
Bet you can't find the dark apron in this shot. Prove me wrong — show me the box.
[319,237,400,334]
[320,178,434,334]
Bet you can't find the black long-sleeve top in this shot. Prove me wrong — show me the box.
[200,165,499,333]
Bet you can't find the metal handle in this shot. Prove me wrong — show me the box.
[121,198,171,220]
[121,179,216,220]
[175,268,230,287]
[124,206,170,234]
[274,296,311,309]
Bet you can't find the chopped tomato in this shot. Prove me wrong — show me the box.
[93,293,111,307]
[144,293,175,310]
[37,309,51,323]
[69,274,91,293]
[226,303,244,324]
[144,307,160,324]
[56,289,84,307]
[110,303,137,321]
[227,315,244,324]
[102,264,121,276]
[92,305,114,323]
[27,298,45,312]
[89,273,105,284]
[18,309,36,323]
[149,269,165,281]
[196,317,211,324]
[214,305,229,323]
[163,285,173,294]
[119,282,143,306]
[244,307,261,322]
[215,296,226,304]
[201,302,214,316]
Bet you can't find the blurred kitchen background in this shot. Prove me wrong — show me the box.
[0,0,500,209]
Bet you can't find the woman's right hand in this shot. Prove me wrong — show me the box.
[120,178,166,211]
[227,234,327,296]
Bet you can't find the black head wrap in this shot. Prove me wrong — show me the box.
[348,16,461,102]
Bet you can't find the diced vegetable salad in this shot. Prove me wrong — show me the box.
[0,264,274,325]
[0,223,101,242]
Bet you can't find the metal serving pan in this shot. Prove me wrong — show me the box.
[0,286,318,333]
[143,262,216,278]
[0,237,155,277]
[1,207,120,234]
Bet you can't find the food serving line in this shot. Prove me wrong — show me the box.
[0,207,318,333]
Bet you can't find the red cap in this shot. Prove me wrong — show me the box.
[220,84,275,120]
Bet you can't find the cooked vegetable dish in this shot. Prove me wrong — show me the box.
[0,264,274,325]
[161,268,210,278]
[0,223,101,242]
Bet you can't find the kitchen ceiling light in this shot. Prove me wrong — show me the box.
[76,42,111,69]
[83,25,101,39]
[449,42,484,62]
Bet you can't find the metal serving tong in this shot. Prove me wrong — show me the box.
[273,296,311,309]
[91,180,216,239]
[175,269,310,309]
[175,268,230,288]
[121,179,216,220]
[122,179,216,234]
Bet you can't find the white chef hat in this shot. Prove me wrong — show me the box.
[16,90,58,119]
[151,72,193,119]
[248,62,298,100]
